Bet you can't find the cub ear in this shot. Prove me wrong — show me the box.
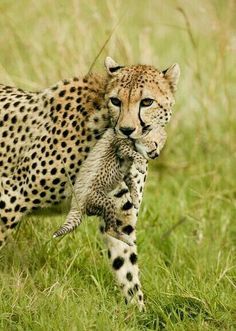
[104,57,124,76]
[162,63,180,92]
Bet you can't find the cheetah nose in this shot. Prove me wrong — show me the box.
[119,127,135,137]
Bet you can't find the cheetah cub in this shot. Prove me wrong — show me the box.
[53,126,167,245]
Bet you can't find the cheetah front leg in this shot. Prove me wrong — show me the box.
[102,163,147,310]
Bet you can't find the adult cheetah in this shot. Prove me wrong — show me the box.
[0,57,180,309]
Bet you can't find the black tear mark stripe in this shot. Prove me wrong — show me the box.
[138,101,146,128]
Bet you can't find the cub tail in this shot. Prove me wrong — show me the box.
[53,209,82,238]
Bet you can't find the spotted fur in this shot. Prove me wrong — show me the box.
[0,57,180,309]
[53,126,166,244]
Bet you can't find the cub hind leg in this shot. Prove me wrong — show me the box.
[86,192,134,246]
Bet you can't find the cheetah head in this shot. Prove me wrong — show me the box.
[104,57,180,140]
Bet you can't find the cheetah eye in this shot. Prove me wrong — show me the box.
[140,98,154,107]
[110,97,121,107]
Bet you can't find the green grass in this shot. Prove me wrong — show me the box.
[0,0,236,330]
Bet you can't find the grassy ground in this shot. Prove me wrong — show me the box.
[0,0,236,330]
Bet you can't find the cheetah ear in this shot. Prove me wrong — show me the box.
[104,57,124,76]
[162,63,180,92]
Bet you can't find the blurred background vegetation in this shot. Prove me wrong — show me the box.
[0,1,235,330]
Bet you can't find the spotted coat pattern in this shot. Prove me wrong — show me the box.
[0,58,179,310]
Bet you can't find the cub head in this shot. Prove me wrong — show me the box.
[104,57,180,140]
[135,125,167,160]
